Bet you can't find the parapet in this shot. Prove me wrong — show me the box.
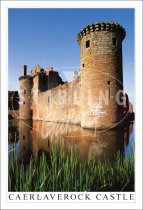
[19,75,31,81]
[45,67,53,75]
[30,65,44,76]
[77,22,126,44]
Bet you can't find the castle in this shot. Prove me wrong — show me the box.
[19,22,133,129]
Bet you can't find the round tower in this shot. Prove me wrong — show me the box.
[19,65,32,119]
[77,22,126,129]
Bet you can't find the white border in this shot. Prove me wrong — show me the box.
[1,1,142,210]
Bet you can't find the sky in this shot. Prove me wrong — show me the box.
[8,8,134,105]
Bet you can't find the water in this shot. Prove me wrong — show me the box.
[8,120,134,165]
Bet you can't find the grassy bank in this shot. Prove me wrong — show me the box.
[8,144,134,192]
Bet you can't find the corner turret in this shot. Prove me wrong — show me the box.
[19,65,32,119]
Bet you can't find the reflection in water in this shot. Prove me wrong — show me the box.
[8,120,134,165]
[8,121,19,143]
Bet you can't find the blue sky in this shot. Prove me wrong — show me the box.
[8,8,134,105]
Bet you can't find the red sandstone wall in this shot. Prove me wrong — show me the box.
[19,22,126,129]
[33,77,81,125]
[32,76,39,120]
[79,29,124,129]
[19,78,32,119]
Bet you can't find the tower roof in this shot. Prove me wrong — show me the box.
[77,22,126,44]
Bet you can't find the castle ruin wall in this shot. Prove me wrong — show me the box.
[33,77,81,125]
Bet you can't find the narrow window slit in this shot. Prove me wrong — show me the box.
[86,40,90,48]
[48,96,50,103]
[112,38,117,46]
[107,81,111,99]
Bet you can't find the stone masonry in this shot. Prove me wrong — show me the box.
[19,22,132,129]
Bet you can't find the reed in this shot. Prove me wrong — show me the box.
[8,144,134,192]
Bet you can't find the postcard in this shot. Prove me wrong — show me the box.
[0,1,143,210]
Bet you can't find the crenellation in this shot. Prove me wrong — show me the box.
[77,22,126,44]
[19,21,132,129]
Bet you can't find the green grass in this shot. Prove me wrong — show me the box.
[8,144,135,192]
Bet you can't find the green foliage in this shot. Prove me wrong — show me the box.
[8,144,134,192]
[8,91,19,111]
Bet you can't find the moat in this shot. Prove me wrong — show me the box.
[8,119,134,165]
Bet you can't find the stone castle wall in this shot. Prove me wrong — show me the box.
[19,77,32,119]
[78,23,125,129]
[19,22,129,129]
[33,76,81,125]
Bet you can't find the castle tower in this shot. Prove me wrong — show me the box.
[77,22,126,129]
[19,65,32,119]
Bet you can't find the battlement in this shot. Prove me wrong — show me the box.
[19,75,31,81]
[77,22,126,44]
[30,65,44,76]
[19,21,131,129]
